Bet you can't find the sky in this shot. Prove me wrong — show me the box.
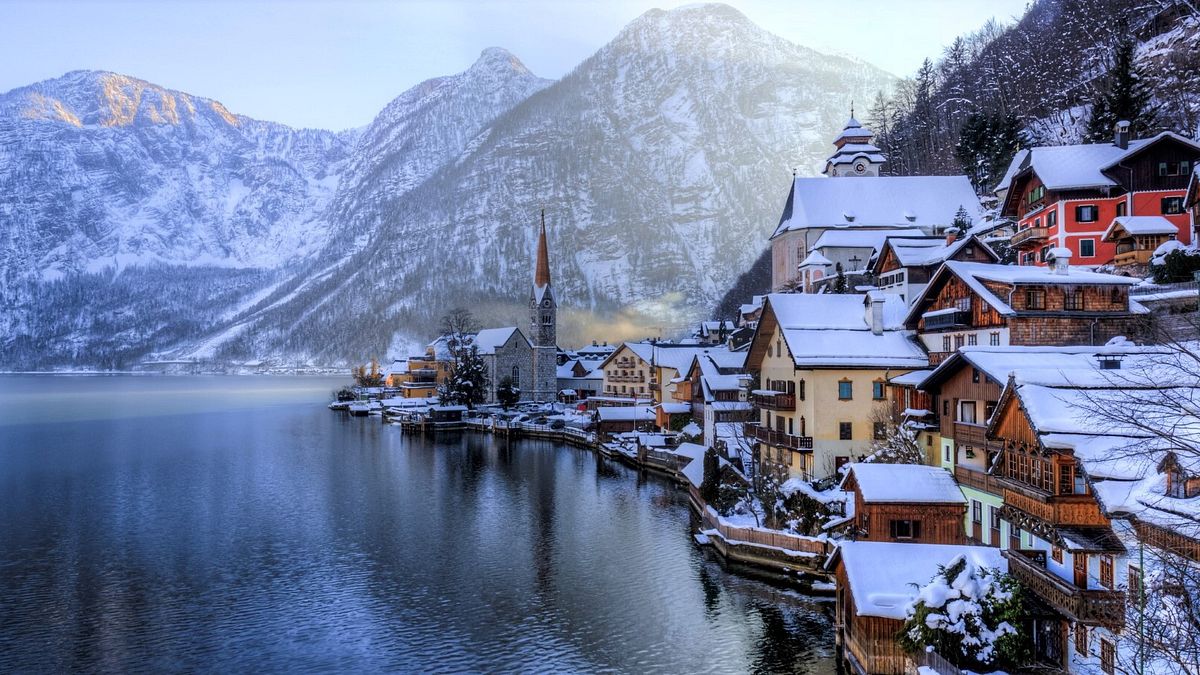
[0,0,1031,130]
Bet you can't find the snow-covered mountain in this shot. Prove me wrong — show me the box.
[211,4,895,364]
[1,3,895,368]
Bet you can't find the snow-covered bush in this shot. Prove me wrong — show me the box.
[1150,243,1200,284]
[899,555,1031,671]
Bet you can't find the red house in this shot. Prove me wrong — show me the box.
[995,124,1200,266]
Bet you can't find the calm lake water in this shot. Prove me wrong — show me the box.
[0,376,835,673]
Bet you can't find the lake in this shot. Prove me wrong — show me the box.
[0,375,835,673]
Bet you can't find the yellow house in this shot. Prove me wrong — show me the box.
[744,293,929,480]
[597,342,656,401]
[385,337,453,398]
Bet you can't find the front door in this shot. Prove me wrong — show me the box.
[1074,553,1088,588]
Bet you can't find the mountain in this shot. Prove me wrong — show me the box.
[206,3,895,364]
[1,3,896,368]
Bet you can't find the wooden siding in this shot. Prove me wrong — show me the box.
[919,275,1007,331]
[932,361,1004,456]
[836,563,912,675]
[856,502,967,545]
[1106,138,1200,192]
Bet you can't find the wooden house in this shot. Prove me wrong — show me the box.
[995,127,1200,266]
[831,541,1006,675]
[871,231,999,304]
[839,463,966,544]
[904,259,1145,365]
[1101,216,1179,266]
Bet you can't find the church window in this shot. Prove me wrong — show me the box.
[512,365,519,382]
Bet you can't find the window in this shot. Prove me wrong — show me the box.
[512,365,520,381]
[1128,564,1142,602]
[1116,201,1127,217]
[839,422,852,440]
[1075,624,1089,656]
[872,380,885,400]
[967,333,977,346]
[1076,205,1098,222]
[1159,160,1192,176]
[1168,470,1187,498]
[1100,638,1115,675]
[1051,546,1063,563]
[942,335,952,352]
[1163,197,1185,215]
[972,367,980,383]
[889,519,922,539]
[838,380,853,400]
[1040,246,1050,262]
[954,334,965,349]
[1064,289,1084,311]
[972,500,982,524]
[1047,209,1058,227]
[1010,526,1023,550]
[985,400,998,421]
[1026,289,1046,310]
[959,400,978,424]
[989,506,1001,530]
[1079,238,1096,258]
[943,444,951,462]
[943,400,949,417]
[989,332,1001,346]
[1100,554,1114,589]
[1110,287,1123,305]
[1027,184,1045,205]
[873,422,887,440]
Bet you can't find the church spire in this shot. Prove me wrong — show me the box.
[535,209,551,288]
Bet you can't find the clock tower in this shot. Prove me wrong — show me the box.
[822,107,887,177]
[529,211,558,402]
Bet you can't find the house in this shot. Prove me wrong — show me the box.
[386,339,453,398]
[693,320,734,345]
[904,257,1146,365]
[831,541,1006,675]
[556,358,602,402]
[870,231,999,304]
[799,227,924,292]
[994,125,1200,266]
[1101,216,1180,266]
[744,292,928,480]
[650,344,715,404]
[678,350,750,448]
[595,405,656,438]
[838,463,967,544]
[597,342,656,401]
[768,115,982,291]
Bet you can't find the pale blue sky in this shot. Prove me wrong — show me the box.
[0,0,1030,130]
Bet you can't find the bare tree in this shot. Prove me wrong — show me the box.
[863,404,926,465]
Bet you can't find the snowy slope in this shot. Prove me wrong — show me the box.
[216,4,896,364]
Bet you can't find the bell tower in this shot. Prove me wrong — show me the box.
[530,210,558,401]
[823,104,887,177]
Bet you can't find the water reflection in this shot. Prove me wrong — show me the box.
[0,376,835,673]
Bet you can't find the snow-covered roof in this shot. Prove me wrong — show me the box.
[1103,215,1180,240]
[919,345,1145,392]
[888,369,933,386]
[833,116,874,143]
[837,542,1006,620]
[842,463,965,504]
[656,402,692,414]
[762,293,928,369]
[880,234,998,269]
[810,228,924,253]
[653,345,712,373]
[994,131,1200,193]
[772,176,982,238]
[597,406,656,422]
[472,327,528,355]
[798,251,832,268]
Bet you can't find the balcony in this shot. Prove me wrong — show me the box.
[1001,487,1108,527]
[953,421,991,447]
[1112,248,1155,266]
[922,308,970,330]
[954,466,1003,496]
[751,391,796,411]
[1004,549,1125,628]
[743,422,813,450]
[1011,225,1049,248]
[607,374,645,383]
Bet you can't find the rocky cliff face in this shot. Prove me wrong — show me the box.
[1,4,896,368]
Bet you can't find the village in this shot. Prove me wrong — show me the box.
[331,117,1200,675]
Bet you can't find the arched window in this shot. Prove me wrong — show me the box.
[512,365,520,382]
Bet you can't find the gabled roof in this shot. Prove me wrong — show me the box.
[841,463,966,504]
[1103,216,1180,240]
[748,293,927,369]
[904,261,1143,326]
[596,341,656,370]
[473,327,529,355]
[810,228,924,253]
[873,234,999,273]
[918,345,1130,392]
[994,131,1200,194]
[771,176,983,239]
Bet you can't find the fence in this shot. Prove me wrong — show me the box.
[700,507,827,556]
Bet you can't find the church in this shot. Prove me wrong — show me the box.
[470,213,559,404]
[769,113,982,292]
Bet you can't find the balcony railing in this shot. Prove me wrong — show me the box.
[607,374,645,383]
[1011,226,1049,248]
[952,421,993,448]
[954,466,1002,496]
[1001,487,1107,527]
[751,391,796,411]
[1004,549,1125,628]
[743,422,813,450]
[922,309,970,330]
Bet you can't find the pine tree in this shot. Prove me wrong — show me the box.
[831,262,849,294]
[1085,36,1157,142]
[496,375,520,410]
[438,343,489,409]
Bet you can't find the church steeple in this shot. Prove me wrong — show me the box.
[823,107,887,177]
[535,210,551,289]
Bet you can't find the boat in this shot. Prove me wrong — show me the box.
[348,402,370,417]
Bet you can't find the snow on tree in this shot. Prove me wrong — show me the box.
[496,375,520,410]
[863,405,927,465]
[900,555,1031,671]
[1085,34,1158,142]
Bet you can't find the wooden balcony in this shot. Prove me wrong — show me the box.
[922,309,971,330]
[744,422,813,450]
[955,466,1002,496]
[953,421,990,447]
[1001,487,1108,527]
[1112,248,1154,266]
[751,391,796,411]
[607,374,645,383]
[1011,226,1049,248]
[1004,549,1126,628]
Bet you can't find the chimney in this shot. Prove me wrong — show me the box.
[1048,247,1072,275]
[867,291,885,335]
[945,226,960,246]
[1114,120,1130,149]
